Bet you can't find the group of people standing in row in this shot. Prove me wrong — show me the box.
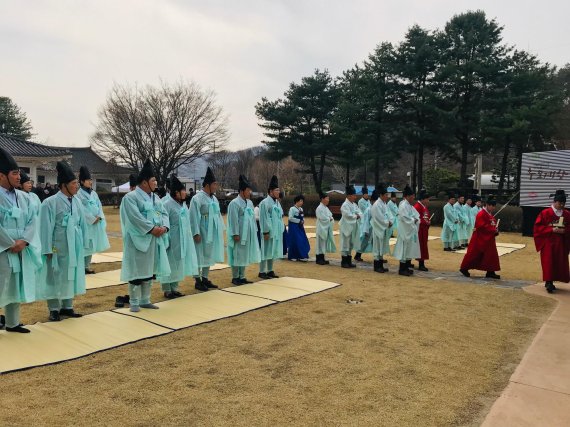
[1,144,569,334]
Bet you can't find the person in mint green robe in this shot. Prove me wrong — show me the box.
[258,175,284,279]
[19,171,41,217]
[189,167,224,291]
[470,196,482,241]
[455,195,469,247]
[76,166,110,274]
[370,186,392,273]
[315,192,336,265]
[227,175,260,285]
[339,185,362,268]
[387,192,399,237]
[158,174,198,298]
[0,148,42,333]
[463,196,475,241]
[393,185,420,276]
[355,186,372,261]
[441,194,459,251]
[120,160,170,312]
[38,161,88,321]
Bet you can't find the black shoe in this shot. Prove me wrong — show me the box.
[267,271,279,279]
[232,278,243,286]
[373,260,386,273]
[0,314,5,328]
[444,248,454,252]
[172,291,184,298]
[316,254,327,265]
[399,263,412,276]
[546,281,556,293]
[195,278,209,292]
[49,310,61,322]
[348,256,356,268]
[341,256,349,268]
[164,292,177,299]
[114,296,126,308]
[85,268,96,274]
[6,325,30,333]
[485,272,501,280]
[258,272,269,279]
[202,279,218,289]
[240,278,253,284]
[407,261,415,269]
[418,261,428,272]
[59,308,82,318]
[354,253,363,262]
[460,269,470,277]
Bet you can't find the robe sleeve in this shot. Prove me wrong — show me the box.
[123,194,155,235]
[341,202,358,220]
[79,192,98,225]
[227,201,239,237]
[260,199,271,234]
[288,206,301,223]
[39,198,55,255]
[189,196,201,237]
[0,219,15,252]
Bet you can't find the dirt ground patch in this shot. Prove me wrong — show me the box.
[0,207,555,426]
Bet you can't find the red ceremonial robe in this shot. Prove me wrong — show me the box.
[460,208,500,272]
[414,201,430,260]
[533,207,570,283]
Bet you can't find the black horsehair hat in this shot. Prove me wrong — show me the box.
[20,171,31,185]
[79,166,91,182]
[0,147,19,175]
[551,189,567,203]
[403,185,415,197]
[137,159,155,184]
[268,175,279,191]
[129,174,137,188]
[346,185,356,196]
[238,174,251,192]
[56,161,76,185]
[203,167,216,187]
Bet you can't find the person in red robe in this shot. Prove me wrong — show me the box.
[533,189,570,293]
[414,189,431,271]
[460,197,500,279]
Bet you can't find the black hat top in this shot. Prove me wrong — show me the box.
[20,171,31,185]
[294,194,305,203]
[238,174,251,192]
[390,192,397,198]
[346,185,356,196]
[319,192,328,200]
[203,167,216,187]
[551,189,567,203]
[417,189,430,200]
[403,185,415,197]
[268,175,279,191]
[0,147,19,175]
[377,185,388,195]
[129,174,137,188]
[361,185,369,195]
[56,161,76,185]
[448,192,456,200]
[79,166,91,182]
[370,190,379,202]
[169,174,185,193]
[485,196,497,206]
[137,159,155,184]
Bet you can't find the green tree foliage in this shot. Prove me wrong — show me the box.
[0,97,34,140]
[255,69,339,194]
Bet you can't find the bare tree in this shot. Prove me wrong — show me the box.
[233,146,264,179]
[209,150,236,189]
[330,163,358,187]
[91,80,229,185]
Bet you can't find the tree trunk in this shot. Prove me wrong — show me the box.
[412,149,418,191]
[498,136,510,193]
[345,162,350,190]
[459,138,469,194]
[417,141,424,190]
[310,156,320,194]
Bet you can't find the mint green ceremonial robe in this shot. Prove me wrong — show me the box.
[441,202,458,245]
[157,196,198,283]
[259,195,285,261]
[189,190,225,267]
[120,187,170,282]
[0,189,42,305]
[315,203,336,255]
[76,188,110,256]
[387,200,399,236]
[392,199,420,261]
[38,192,88,300]
[227,196,260,267]
[339,199,362,253]
[371,199,392,258]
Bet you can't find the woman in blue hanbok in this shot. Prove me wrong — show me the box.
[287,195,310,261]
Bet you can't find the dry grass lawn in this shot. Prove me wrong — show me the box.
[0,207,555,426]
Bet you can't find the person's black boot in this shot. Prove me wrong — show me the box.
[485,271,501,280]
[6,325,30,333]
[405,260,414,274]
[203,278,219,289]
[460,268,470,277]
[341,256,349,268]
[231,278,243,286]
[267,271,279,278]
[418,260,428,272]
[399,262,411,276]
[348,256,356,268]
[546,281,556,293]
[59,308,82,318]
[195,277,209,291]
[373,260,385,273]
[354,252,363,262]
[49,310,61,322]
[316,254,327,265]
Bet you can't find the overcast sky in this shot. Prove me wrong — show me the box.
[1,0,569,151]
